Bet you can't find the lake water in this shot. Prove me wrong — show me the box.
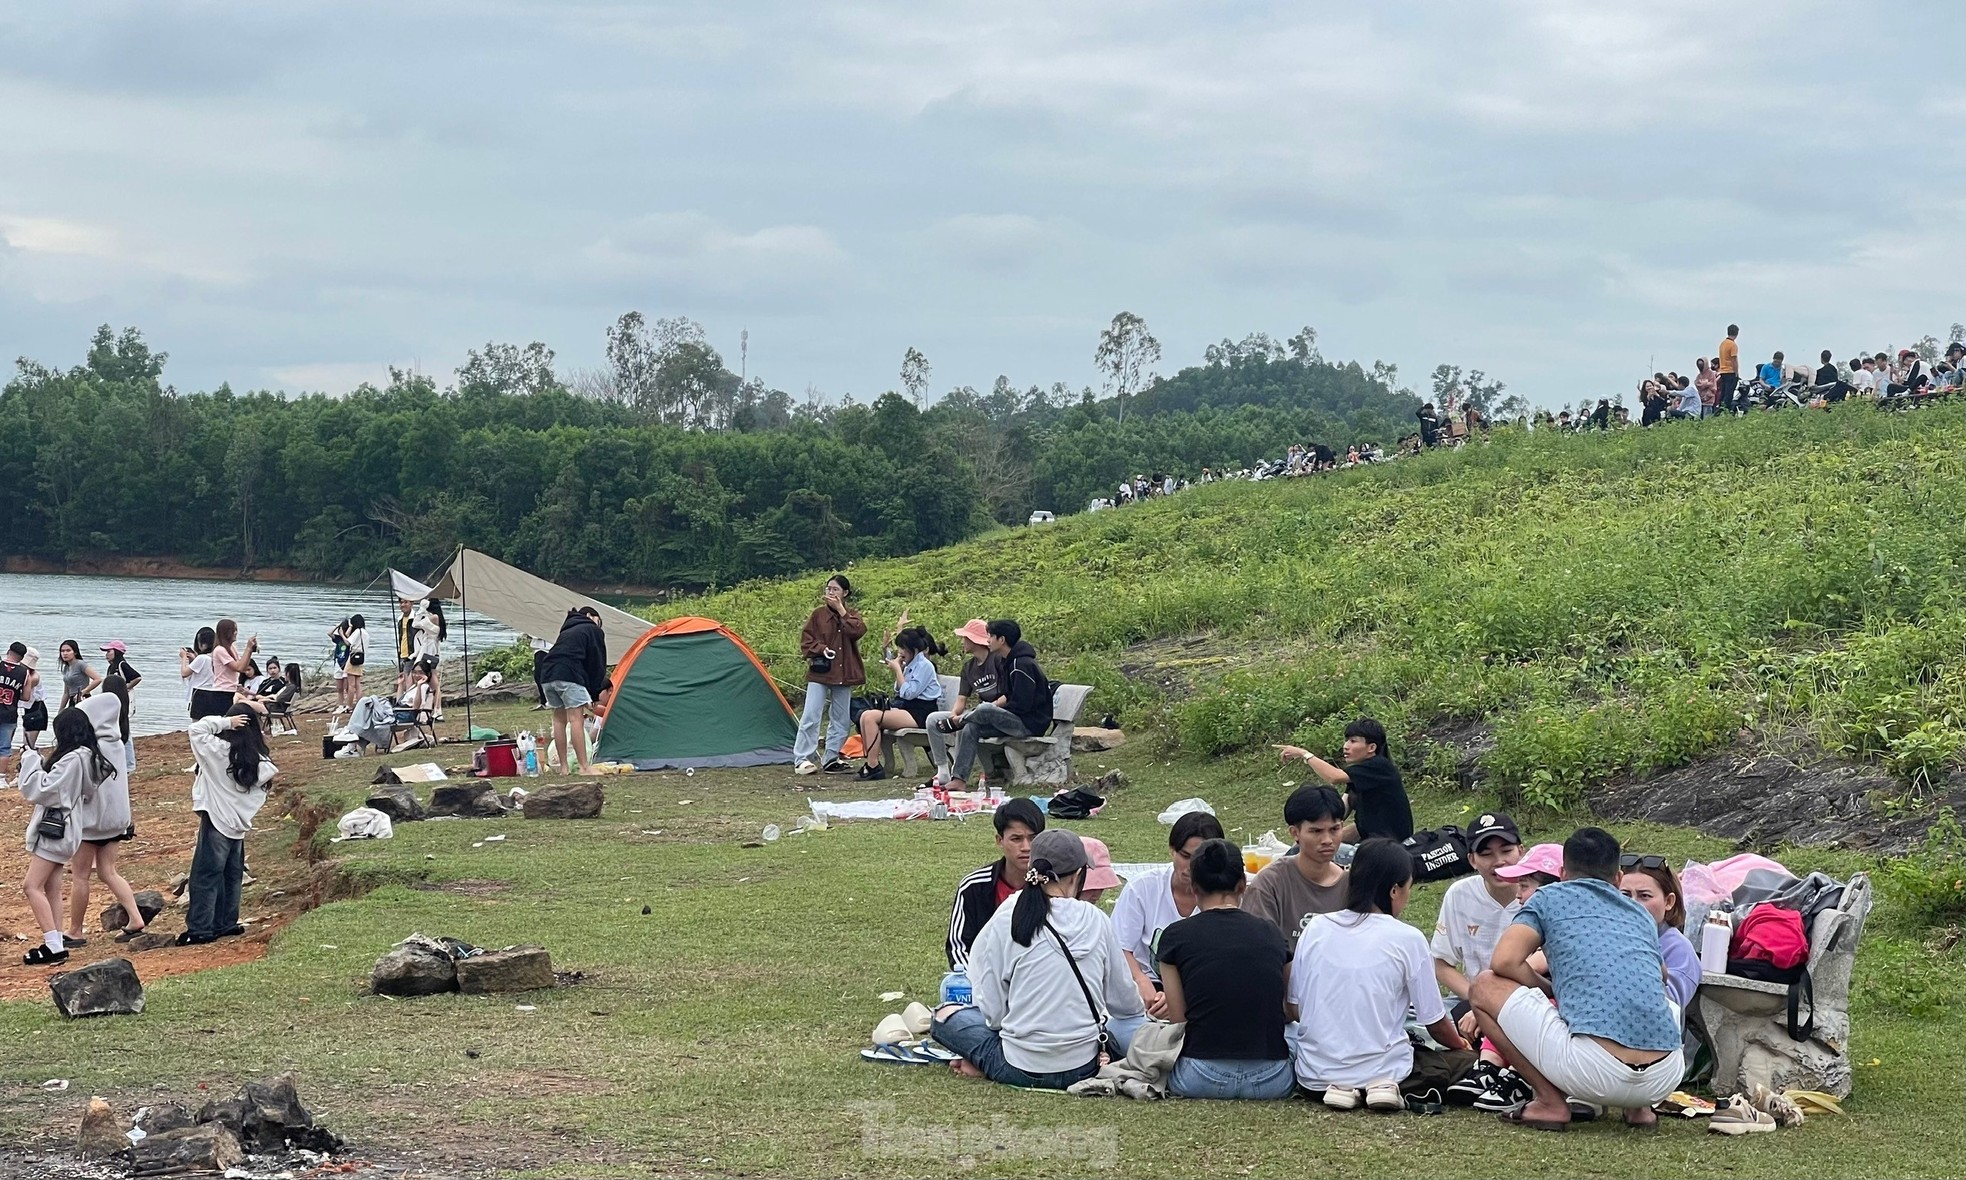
[0,572,515,736]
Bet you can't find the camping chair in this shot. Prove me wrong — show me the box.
[263,685,299,736]
[976,684,1092,788]
[891,675,962,779]
[388,696,439,753]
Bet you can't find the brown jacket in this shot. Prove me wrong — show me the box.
[799,605,867,687]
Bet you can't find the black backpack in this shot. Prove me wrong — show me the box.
[1402,826,1474,883]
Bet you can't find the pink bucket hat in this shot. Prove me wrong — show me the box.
[954,619,991,646]
[1080,837,1121,890]
[1495,842,1564,880]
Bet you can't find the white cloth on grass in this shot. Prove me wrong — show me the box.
[334,807,394,841]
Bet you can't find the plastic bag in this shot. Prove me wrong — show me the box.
[1156,798,1216,824]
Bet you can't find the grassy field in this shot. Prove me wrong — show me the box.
[9,406,1966,1177]
[0,699,1963,1178]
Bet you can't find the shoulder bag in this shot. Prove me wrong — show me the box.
[1043,917,1113,1058]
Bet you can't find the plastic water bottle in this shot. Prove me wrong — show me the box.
[517,732,540,777]
[940,969,971,1006]
[1700,906,1733,974]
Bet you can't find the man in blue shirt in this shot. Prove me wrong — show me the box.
[1470,827,1684,1131]
[1756,351,1785,390]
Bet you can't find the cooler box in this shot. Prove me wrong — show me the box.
[482,739,519,777]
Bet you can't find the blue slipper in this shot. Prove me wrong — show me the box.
[861,1044,935,1065]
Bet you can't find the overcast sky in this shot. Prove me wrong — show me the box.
[2,1,1961,408]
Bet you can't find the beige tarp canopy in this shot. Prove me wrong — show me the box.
[424,548,653,664]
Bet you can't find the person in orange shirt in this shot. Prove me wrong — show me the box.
[1717,325,1741,413]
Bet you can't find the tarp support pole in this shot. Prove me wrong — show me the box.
[458,545,473,739]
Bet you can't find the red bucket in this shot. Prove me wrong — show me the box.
[482,739,518,777]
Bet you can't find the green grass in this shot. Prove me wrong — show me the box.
[3,702,1965,1177]
[674,404,1966,813]
[13,407,1966,1176]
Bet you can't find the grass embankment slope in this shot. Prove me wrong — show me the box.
[3,408,1966,1178]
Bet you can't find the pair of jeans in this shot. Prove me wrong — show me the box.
[793,682,851,763]
[186,811,244,939]
[925,710,956,778]
[1169,1056,1296,1100]
[930,1006,1098,1090]
[951,702,1030,781]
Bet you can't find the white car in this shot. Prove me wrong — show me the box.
[1028,510,1057,525]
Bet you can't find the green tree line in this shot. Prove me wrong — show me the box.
[0,319,1425,589]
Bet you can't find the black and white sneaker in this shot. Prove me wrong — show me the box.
[855,764,887,782]
[821,758,855,774]
[1471,1067,1534,1113]
[1445,1061,1498,1107]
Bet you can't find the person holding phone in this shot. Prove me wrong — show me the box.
[792,574,865,776]
[210,618,257,708]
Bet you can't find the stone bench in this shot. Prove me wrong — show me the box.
[976,684,1092,788]
[1694,872,1871,1099]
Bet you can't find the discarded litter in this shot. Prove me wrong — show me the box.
[879,991,906,1002]
[1156,797,1217,824]
[41,1079,68,1091]
[678,799,694,805]
[515,1004,537,1012]
[685,767,695,777]
[484,834,507,843]
[762,824,781,842]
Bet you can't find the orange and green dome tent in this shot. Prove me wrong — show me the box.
[594,617,797,770]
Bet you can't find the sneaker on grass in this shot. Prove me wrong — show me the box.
[1471,1067,1534,1113]
[821,758,855,774]
[794,760,818,776]
[1445,1061,1498,1106]
[1321,1086,1360,1111]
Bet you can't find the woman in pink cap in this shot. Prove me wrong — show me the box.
[924,619,1002,787]
[1078,837,1121,904]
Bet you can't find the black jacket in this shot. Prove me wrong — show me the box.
[537,614,609,697]
[947,859,1008,970]
[999,640,1052,736]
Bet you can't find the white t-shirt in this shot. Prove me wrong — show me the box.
[184,654,216,693]
[1429,875,1523,988]
[1291,911,1446,1089]
[1109,866,1197,981]
[1850,370,1874,396]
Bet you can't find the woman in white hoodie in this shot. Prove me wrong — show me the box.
[180,701,275,946]
[64,677,149,945]
[930,828,1147,1089]
[16,707,117,965]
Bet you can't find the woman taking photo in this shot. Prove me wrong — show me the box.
[1111,810,1224,1018]
[792,574,865,777]
[854,617,946,782]
[1155,838,1295,1099]
[1291,838,1472,1111]
[57,640,101,709]
[15,707,116,965]
[209,619,257,713]
[931,828,1146,1089]
[66,678,149,945]
[181,627,228,720]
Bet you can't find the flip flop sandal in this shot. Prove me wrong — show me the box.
[61,936,88,948]
[907,1041,960,1063]
[1499,1109,1568,1132]
[1405,1089,1445,1116]
[860,1044,935,1066]
[113,929,147,944]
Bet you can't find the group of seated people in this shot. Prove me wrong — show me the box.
[929,722,1697,1127]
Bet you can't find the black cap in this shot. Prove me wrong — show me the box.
[1467,811,1520,852]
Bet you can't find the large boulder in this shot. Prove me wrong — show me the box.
[455,946,555,994]
[51,957,145,1018]
[370,939,458,996]
[130,1125,242,1175]
[365,784,426,822]
[427,783,505,819]
[77,1098,124,1158]
[137,1104,196,1135]
[523,782,603,820]
[100,889,167,933]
